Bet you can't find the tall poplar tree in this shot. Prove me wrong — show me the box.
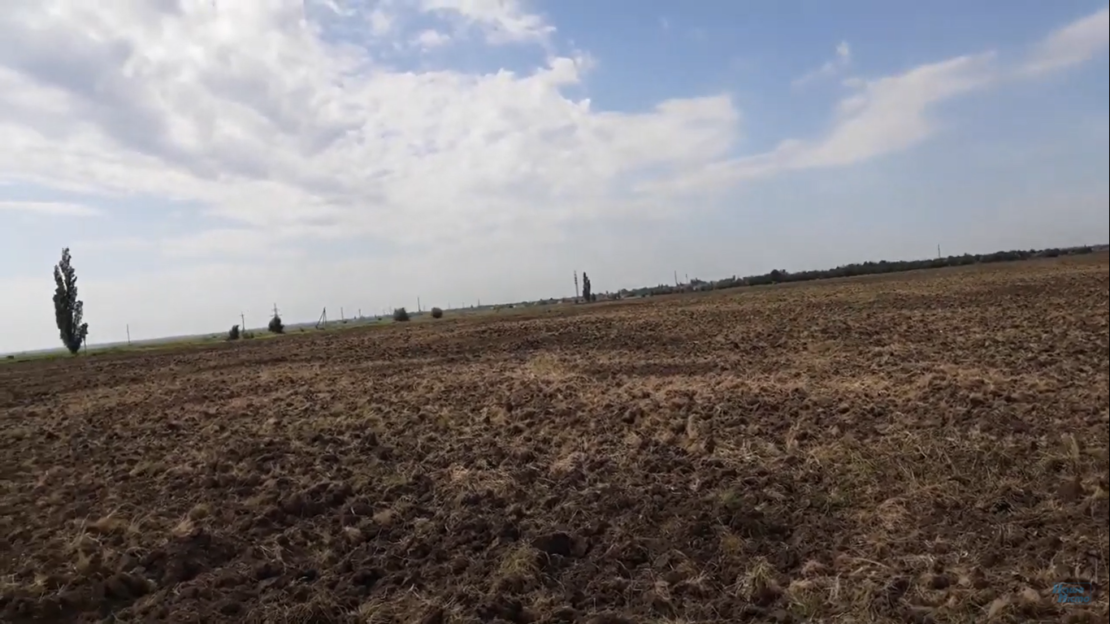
[53,247,89,354]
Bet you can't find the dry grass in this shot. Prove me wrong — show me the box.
[1,253,1107,622]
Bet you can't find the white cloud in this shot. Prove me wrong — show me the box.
[418,0,554,45]
[0,200,102,217]
[1021,7,1109,75]
[412,28,451,49]
[318,0,354,17]
[0,0,737,258]
[368,8,394,36]
[797,53,996,167]
[0,3,1102,251]
[642,52,997,195]
[793,40,852,88]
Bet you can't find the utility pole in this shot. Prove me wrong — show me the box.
[341,307,345,322]
[417,296,422,313]
[937,244,941,259]
[126,324,131,346]
[674,270,679,287]
[241,312,246,332]
[574,271,579,301]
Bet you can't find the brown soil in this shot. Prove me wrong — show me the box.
[2,254,1108,623]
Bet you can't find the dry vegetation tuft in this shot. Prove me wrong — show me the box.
[1,254,1108,622]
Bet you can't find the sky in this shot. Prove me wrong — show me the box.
[0,0,1108,352]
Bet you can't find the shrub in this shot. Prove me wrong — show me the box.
[228,324,241,340]
[393,307,410,322]
[431,307,443,319]
[268,315,284,334]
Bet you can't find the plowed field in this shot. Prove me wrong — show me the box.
[2,254,1108,623]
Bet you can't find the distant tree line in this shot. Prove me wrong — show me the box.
[614,246,1100,299]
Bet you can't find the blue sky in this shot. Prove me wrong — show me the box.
[0,0,1107,353]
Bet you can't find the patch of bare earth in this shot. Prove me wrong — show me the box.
[1,254,1107,623]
